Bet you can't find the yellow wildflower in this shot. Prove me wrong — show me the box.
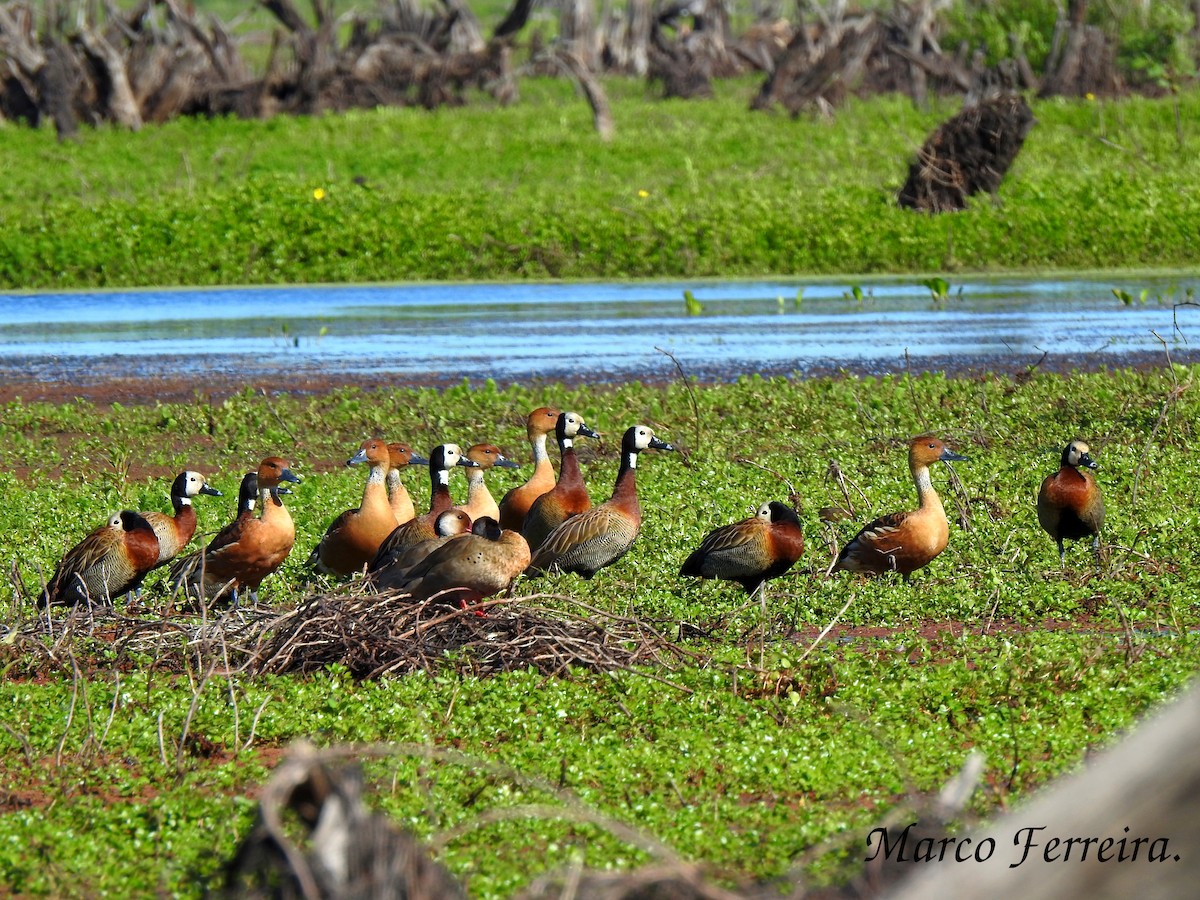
[313,187,327,201]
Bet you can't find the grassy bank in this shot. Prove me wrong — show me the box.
[1,369,1198,894]
[1,80,1199,288]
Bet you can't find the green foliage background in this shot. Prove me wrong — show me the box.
[1,80,1199,287]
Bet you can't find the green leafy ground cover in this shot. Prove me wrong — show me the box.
[1,80,1199,286]
[1,368,1198,895]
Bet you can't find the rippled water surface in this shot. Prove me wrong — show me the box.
[3,276,1198,383]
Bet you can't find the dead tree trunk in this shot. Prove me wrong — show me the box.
[560,0,597,71]
[897,94,1035,212]
[1039,0,1120,97]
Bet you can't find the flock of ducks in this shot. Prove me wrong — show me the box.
[35,406,1107,615]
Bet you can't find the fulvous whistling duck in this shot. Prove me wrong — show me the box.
[381,516,531,607]
[1037,440,1105,566]
[526,425,674,578]
[171,456,302,607]
[831,435,967,578]
[309,439,399,576]
[386,442,428,525]
[40,510,161,608]
[680,501,805,595]
[140,470,222,569]
[370,508,472,585]
[455,443,520,523]
[497,406,562,531]
[369,444,479,565]
[521,411,600,553]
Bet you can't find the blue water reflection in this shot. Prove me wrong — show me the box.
[2,276,1198,382]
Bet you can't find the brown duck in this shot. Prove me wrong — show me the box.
[521,411,600,554]
[40,510,161,608]
[170,456,302,607]
[1037,440,1105,566]
[310,439,399,576]
[385,442,428,525]
[831,435,966,578]
[526,425,674,578]
[497,406,561,531]
[455,443,520,523]
[680,501,805,596]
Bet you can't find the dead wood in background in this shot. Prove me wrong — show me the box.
[1039,0,1122,98]
[0,0,531,134]
[896,94,1035,212]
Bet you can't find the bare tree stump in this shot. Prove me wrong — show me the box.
[897,94,1035,212]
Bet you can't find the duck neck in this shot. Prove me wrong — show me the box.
[912,463,940,511]
[171,493,191,515]
[532,433,552,474]
[610,449,640,512]
[362,462,390,513]
[387,469,414,521]
[429,467,453,514]
[558,437,582,485]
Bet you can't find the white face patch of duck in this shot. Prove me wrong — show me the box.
[1066,441,1091,466]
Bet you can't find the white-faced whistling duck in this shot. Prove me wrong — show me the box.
[831,435,967,579]
[521,411,601,554]
[40,510,160,608]
[382,516,531,608]
[1037,440,1105,567]
[497,406,562,531]
[386,442,428,525]
[139,470,222,569]
[526,425,674,578]
[455,443,520,524]
[680,501,805,600]
[369,444,479,564]
[310,439,398,577]
[370,508,473,586]
[172,456,302,608]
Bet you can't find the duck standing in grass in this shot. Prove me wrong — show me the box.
[170,456,302,608]
[831,435,967,578]
[522,411,601,553]
[40,511,161,608]
[139,470,222,571]
[680,501,805,601]
[497,406,562,531]
[526,425,674,578]
[310,439,399,576]
[1037,439,1105,566]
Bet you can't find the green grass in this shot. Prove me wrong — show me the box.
[1,82,1199,287]
[2,369,1199,895]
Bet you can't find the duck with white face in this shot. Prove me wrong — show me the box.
[1037,439,1105,567]
[526,424,675,579]
[40,510,161,608]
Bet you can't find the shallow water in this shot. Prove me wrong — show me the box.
[2,275,1198,384]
